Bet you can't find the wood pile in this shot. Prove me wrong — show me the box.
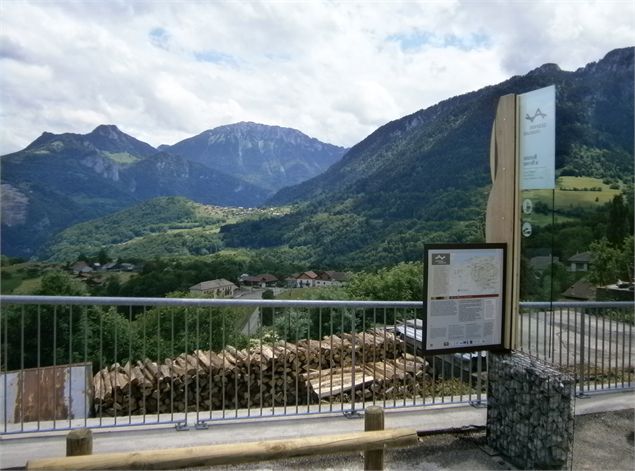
[304,353,429,402]
[92,330,427,417]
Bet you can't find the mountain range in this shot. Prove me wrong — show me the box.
[164,122,346,192]
[1,47,633,265]
[1,123,346,257]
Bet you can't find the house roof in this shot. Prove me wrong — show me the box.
[297,271,319,279]
[71,261,93,272]
[562,279,596,301]
[190,279,237,291]
[568,252,593,263]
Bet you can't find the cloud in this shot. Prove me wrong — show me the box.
[0,0,633,155]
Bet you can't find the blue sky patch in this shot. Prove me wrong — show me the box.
[194,50,237,65]
[387,31,490,52]
[149,27,170,50]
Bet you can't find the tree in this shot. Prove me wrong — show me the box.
[589,238,621,285]
[618,235,634,281]
[346,262,423,301]
[38,270,87,296]
[606,194,631,246]
[97,248,111,265]
[273,309,312,342]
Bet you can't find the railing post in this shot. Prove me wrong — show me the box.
[577,308,586,397]
[364,406,384,470]
[351,309,357,414]
[475,351,483,406]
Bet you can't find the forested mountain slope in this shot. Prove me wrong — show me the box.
[221,48,634,269]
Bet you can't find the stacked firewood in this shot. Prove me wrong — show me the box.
[92,330,427,417]
[304,352,429,403]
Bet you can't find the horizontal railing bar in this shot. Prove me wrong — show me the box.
[519,301,633,309]
[0,296,631,310]
[0,295,423,309]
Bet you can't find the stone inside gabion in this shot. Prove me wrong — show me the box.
[486,351,575,470]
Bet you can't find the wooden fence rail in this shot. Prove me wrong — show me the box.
[27,427,417,470]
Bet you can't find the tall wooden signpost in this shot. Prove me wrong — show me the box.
[485,86,555,348]
[485,94,520,349]
[483,87,573,471]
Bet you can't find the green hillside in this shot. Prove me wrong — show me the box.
[221,48,634,270]
[44,196,290,262]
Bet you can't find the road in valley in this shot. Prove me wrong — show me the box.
[236,288,286,336]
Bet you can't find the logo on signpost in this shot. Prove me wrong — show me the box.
[525,108,547,122]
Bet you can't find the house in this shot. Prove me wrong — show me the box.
[189,279,237,298]
[567,252,592,272]
[315,271,350,287]
[288,271,319,288]
[102,262,117,271]
[287,271,350,288]
[242,274,278,288]
[117,263,136,272]
[71,261,93,274]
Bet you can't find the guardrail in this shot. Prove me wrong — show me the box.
[0,296,632,435]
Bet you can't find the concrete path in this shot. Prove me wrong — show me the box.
[1,390,632,469]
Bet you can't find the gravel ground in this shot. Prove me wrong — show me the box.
[209,408,634,470]
[571,408,634,471]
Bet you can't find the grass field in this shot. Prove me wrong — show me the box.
[523,176,621,213]
[0,262,50,294]
[12,277,43,294]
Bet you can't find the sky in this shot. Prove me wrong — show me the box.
[0,0,633,155]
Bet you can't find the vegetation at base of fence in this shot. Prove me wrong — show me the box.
[602,309,635,325]
[559,365,634,387]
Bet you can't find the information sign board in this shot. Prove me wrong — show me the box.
[423,244,507,354]
[519,85,556,190]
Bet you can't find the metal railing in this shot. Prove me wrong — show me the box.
[518,301,634,395]
[0,296,632,435]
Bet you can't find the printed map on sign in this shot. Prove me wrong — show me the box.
[452,254,501,296]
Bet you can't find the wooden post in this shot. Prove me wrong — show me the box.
[66,428,93,457]
[485,93,520,350]
[364,406,384,470]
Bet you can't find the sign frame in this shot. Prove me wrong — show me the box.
[422,243,509,355]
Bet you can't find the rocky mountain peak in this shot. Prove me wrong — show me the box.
[84,124,156,157]
[90,124,124,139]
[165,122,347,192]
[527,63,562,77]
